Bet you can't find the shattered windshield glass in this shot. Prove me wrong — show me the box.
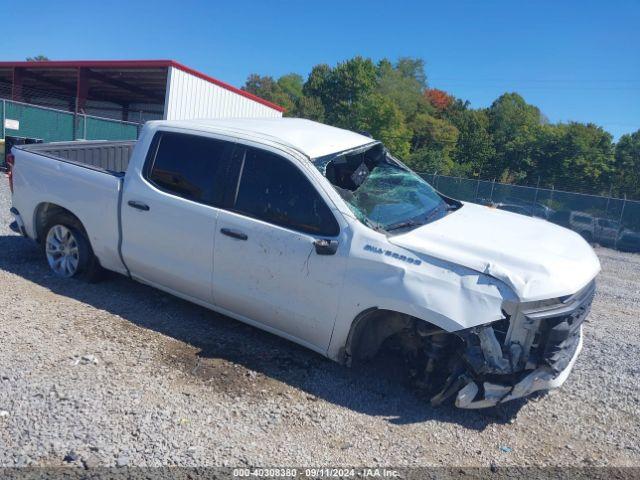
[314,143,456,233]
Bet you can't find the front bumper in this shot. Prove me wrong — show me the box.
[451,281,594,409]
[455,327,583,408]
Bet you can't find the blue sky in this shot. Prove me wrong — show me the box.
[3,0,639,139]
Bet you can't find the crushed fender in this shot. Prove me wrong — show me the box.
[368,280,595,408]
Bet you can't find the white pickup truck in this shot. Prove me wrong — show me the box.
[8,118,600,408]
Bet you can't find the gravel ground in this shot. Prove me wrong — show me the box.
[0,178,639,468]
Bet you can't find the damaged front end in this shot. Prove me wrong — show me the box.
[414,280,595,408]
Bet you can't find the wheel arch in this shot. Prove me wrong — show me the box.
[34,202,88,244]
[341,307,445,366]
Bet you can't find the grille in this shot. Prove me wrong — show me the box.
[530,292,594,373]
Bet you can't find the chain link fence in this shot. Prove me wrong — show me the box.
[1,99,141,170]
[419,172,640,253]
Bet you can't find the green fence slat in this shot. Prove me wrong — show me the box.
[1,100,139,142]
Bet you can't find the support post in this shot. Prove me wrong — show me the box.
[617,194,627,226]
[76,67,90,114]
[615,194,627,250]
[605,184,613,217]
[533,176,540,206]
[73,98,77,140]
[122,103,130,122]
[11,68,24,102]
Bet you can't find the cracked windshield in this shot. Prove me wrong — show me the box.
[315,143,457,232]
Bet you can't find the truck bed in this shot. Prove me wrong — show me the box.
[18,140,136,175]
[11,140,131,275]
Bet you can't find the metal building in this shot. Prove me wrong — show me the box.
[0,60,284,123]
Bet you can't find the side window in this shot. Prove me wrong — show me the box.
[233,147,339,236]
[147,132,231,206]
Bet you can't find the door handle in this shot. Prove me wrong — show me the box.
[220,228,248,241]
[128,200,150,211]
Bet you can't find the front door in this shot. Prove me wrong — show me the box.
[212,144,348,351]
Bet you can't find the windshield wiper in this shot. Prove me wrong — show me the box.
[385,219,423,232]
[423,202,455,222]
[385,202,456,233]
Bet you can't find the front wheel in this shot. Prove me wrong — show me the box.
[43,214,103,282]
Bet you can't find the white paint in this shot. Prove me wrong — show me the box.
[11,118,600,393]
[164,67,282,121]
[4,118,19,130]
[388,202,601,302]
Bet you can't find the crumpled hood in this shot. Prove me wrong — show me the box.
[389,202,601,302]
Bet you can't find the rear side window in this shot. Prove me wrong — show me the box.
[147,132,231,206]
[232,147,339,236]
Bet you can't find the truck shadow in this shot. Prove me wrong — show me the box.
[0,233,529,430]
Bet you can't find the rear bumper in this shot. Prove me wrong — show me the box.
[9,207,27,236]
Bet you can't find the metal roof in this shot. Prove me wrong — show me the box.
[157,118,375,159]
[0,60,284,112]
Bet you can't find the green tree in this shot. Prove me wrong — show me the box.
[303,64,332,99]
[547,123,615,191]
[404,113,459,174]
[376,58,428,119]
[410,113,458,155]
[527,123,566,184]
[243,73,303,116]
[26,55,49,62]
[613,130,640,198]
[488,93,543,181]
[447,108,495,176]
[352,93,412,157]
[277,74,304,100]
[328,57,378,127]
[243,74,287,105]
[241,56,623,197]
[296,95,325,122]
[395,57,428,88]
[405,148,456,175]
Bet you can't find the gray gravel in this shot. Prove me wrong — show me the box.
[0,177,639,468]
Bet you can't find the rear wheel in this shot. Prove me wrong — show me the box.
[42,213,102,282]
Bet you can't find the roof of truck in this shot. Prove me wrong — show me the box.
[157,118,376,159]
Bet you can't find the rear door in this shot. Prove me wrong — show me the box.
[121,130,233,303]
[211,144,348,351]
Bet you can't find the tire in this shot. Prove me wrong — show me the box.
[42,212,103,282]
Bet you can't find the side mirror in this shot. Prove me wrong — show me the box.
[314,239,338,255]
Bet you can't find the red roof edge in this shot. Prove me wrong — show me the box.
[0,59,285,113]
